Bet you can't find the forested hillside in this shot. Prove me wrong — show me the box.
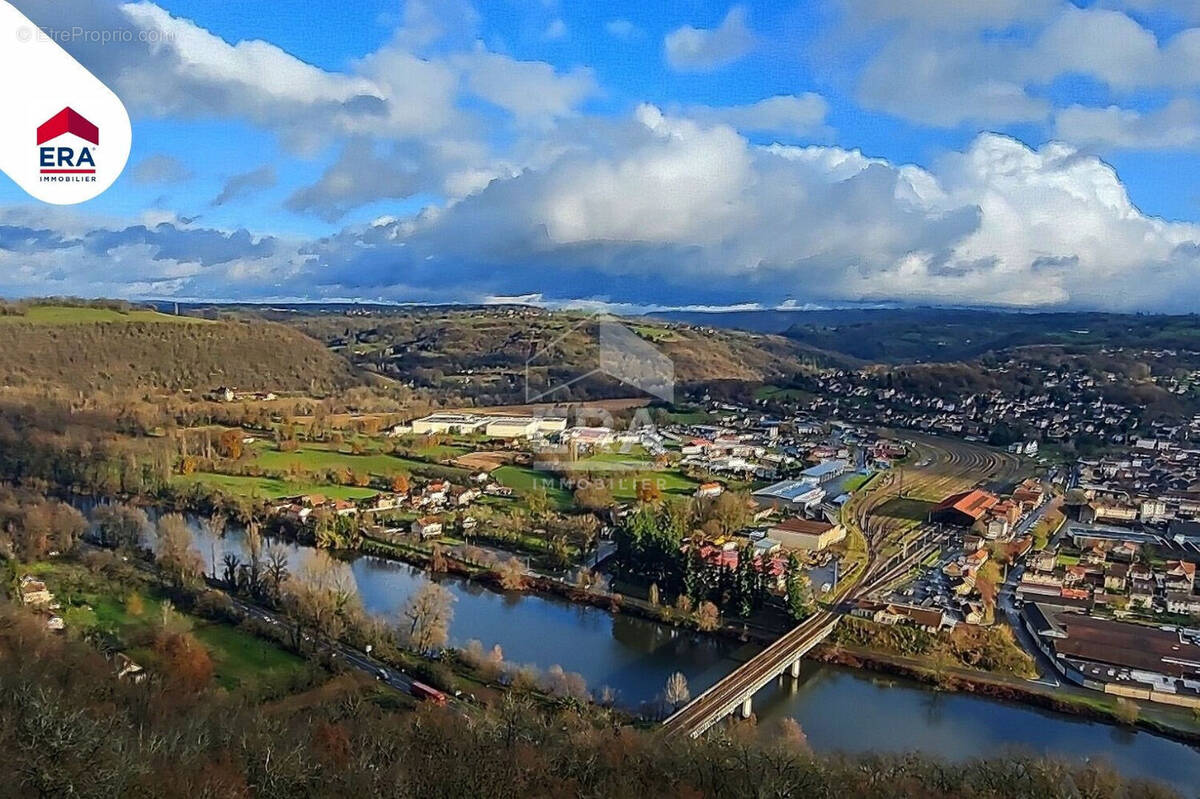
[0,307,362,395]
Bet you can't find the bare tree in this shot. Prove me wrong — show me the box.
[156,514,204,587]
[399,581,455,654]
[665,671,690,709]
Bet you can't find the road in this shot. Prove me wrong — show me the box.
[88,541,434,701]
[224,594,425,696]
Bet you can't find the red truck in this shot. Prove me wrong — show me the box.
[409,679,448,706]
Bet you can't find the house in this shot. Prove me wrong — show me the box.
[1022,605,1200,708]
[853,600,955,632]
[1128,579,1156,609]
[768,517,846,551]
[694,481,725,499]
[1166,593,1200,616]
[1164,561,1197,593]
[1103,563,1129,592]
[1029,550,1057,573]
[799,459,850,484]
[19,575,52,607]
[411,517,443,539]
[484,416,541,439]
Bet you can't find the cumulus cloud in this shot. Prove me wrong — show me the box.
[284,109,1200,313]
[212,166,277,207]
[0,212,287,299]
[1055,99,1200,150]
[664,6,755,72]
[8,106,1200,312]
[453,50,597,120]
[843,0,1200,129]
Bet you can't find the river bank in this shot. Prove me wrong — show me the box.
[66,494,1200,791]
[810,643,1200,747]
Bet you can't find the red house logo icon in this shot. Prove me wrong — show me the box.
[37,108,100,178]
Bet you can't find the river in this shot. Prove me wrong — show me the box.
[121,506,1200,794]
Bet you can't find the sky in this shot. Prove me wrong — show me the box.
[4,0,1200,312]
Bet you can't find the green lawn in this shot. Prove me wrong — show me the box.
[40,561,309,693]
[191,621,308,691]
[0,305,209,324]
[841,473,871,493]
[174,472,379,500]
[249,441,467,480]
[493,465,573,509]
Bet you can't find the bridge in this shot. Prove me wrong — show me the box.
[661,609,840,738]
[661,532,943,739]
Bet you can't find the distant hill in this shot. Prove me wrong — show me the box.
[230,305,837,403]
[655,307,1200,363]
[0,304,362,394]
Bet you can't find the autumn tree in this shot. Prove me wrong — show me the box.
[695,601,720,632]
[156,514,205,588]
[90,503,150,551]
[217,429,244,460]
[400,581,456,654]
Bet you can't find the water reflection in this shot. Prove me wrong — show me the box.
[89,500,1200,793]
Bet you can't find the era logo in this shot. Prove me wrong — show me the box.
[37,107,99,181]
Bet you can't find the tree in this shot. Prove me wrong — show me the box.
[664,671,690,710]
[264,545,290,601]
[710,491,750,535]
[217,429,244,460]
[525,485,550,518]
[400,581,455,654]
[156,514,205,588]
[695,601,720,632]
[574,483,613,512]
[975,561,1002,622]
[785,554,813,623]
[648,582,660,606]
[90,503,150,551]
[1115,697,1140,726]
[391,473,410,494]
[635,479,663,504]
[495,558,526,591]
[282,550,357,652]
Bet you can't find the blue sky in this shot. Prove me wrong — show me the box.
[4,0,1200,311]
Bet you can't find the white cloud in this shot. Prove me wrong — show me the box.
[543,18,567,40]
[664,6,755,72]
[453,50,597,120]
[11,111,1200,312]
[288,111,1200,313]
[684,94,830,138]
[844,0,1200,128]
[606,19,642,40]
[1055,99,1200,150]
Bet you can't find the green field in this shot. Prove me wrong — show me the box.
[174,472,379,500]
[41,562,308,692]
[249,441,467,480]
[493,465,573,509]
[0,305,209,325]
